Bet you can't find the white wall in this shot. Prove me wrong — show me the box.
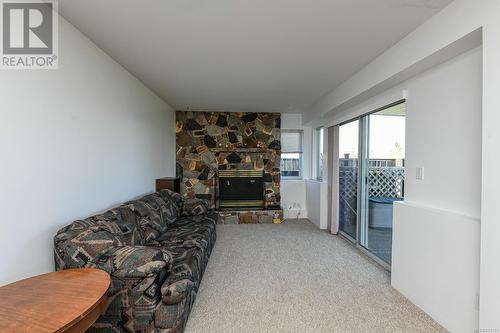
[305,180,328,229]
[391,47,482,332]
[0,17,176,286]
[479,8,500,329]
[281,180,307,219]
[392,202,480,332]
[305,181,321,227]
[404,47,482,218]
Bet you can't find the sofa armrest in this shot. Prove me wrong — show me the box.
[159,247,200,305]
[54,221,123,271]
[91,245,173,278]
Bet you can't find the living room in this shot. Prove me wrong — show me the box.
[0,1,499,332]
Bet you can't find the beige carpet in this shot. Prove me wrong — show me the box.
[185,219,446,333]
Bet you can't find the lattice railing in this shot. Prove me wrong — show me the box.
[339,166,358,209]
[339,166,405,201]
[339,166,358,231]
[368,167,404,198]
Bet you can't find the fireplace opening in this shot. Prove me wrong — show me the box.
[218,170,264,209]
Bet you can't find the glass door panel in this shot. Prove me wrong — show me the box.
[338,120,359,240]
[362,103,406,264]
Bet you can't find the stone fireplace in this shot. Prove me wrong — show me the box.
[175,111,282,223]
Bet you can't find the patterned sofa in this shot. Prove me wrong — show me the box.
[53,190,217,332]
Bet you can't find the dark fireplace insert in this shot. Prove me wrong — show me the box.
[218,170,264,209]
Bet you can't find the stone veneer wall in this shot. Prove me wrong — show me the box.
[176,111,281,208]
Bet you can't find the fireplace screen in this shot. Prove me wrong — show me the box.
[218,170,264,208]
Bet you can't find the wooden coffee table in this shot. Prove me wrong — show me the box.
[0,268,110,333]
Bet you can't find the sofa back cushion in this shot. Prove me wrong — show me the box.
[124,199,162,244]
[157,189,183,219]
[125,191,180,244]
[104,206,144,246]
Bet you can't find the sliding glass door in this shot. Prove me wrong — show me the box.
[337,102,406,266]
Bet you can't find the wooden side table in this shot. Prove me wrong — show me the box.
[0,268,110,333]
[156,177,181,193]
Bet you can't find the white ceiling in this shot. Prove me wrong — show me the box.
[59,0,452,113]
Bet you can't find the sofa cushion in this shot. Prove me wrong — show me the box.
[180,197,211,216]
[153,213,217,254]
[91,245,172,278]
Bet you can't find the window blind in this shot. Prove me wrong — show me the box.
[281,131,303,153]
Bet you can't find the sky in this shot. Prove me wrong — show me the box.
[339,115,405,160]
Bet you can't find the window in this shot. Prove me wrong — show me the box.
[316,127,324,180]
[281,130,303,179]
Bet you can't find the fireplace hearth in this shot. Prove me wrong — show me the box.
[218,170,264,209]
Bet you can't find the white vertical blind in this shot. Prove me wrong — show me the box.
[281,131,303,153]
